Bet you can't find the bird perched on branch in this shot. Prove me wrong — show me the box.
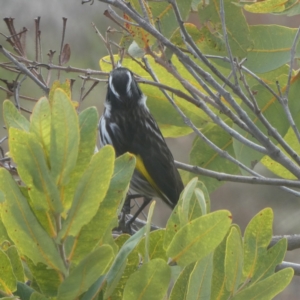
[99,65,184,227]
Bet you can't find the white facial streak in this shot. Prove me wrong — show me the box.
[109,75,120,99]
[126,70,132,97]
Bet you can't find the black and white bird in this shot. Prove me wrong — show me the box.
[99,66,184,223]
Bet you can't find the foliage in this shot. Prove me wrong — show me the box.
[0,83,292,299]
[0,0,299,298]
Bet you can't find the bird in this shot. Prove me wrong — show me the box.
[99,65,184,227]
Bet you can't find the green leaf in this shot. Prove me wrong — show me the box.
[57,245,114,300]
[211,234,230,300]
[190,121,239,193]
[186,253,213,300]
[246,25,300,73]
[14,282,35,300]
[3,100,30,131]
[198,0,252,58]
[170,264,192,299]
[104,226,146,299]
[49,88,79,187]
[167,210,232,266]
[244,0,287,13]
[261,126,300,180]
[0,218,10,244]
[144,201,156,263]
[0,249,17,294]
[123,258,171,300]
[61,107,98,211]
[250,238,287,285]
[233,74,300,174]
[4,246,25,282]
[164,179,209,250]
[243,208,273,280]
[124,0,192,49]
[137,229,168,261]
[0,169,66,274]
[232,268,293,300]
[30,97,51,160]
[29,292,49,300]
[67,153,135,263]
[26,258,62,297]
[225,226,243,294]
[109,235,140,300]
[179,178,198,227]
[58,146,115,240]
[80,275,106,300]
[9,128,62,215]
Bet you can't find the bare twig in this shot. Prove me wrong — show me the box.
[219,0,238,86]
[0,85,38,102]
[146,49,267,155]
[138,0,150,24]
[276,261,300,276]
[175,161,300,189]
[102,0,300,179]
[14,74,27,109]
[106,5,140,27]
[92,22,115,68]
[270,234,300,251]
[0,45,49,93]
[208,55,300,166]
[285,26,300,98]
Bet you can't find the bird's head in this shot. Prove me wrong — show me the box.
[106,66,146,110]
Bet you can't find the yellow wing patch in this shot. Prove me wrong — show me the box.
[135,154,162,197]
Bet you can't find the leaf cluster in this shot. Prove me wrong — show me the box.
[0,84,293,299]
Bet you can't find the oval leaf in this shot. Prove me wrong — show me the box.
[57,245,114,300]
[58,146,115,240]
[123,258,171,300]
[0,169,66,274]
[167,210,232,266]
[50,88,79,187]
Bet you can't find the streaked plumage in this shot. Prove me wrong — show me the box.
[99,66,183,209]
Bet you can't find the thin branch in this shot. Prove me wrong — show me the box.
[55,215,68,271]
[219,0,238,86]
[0,45,49,93]
[82,81,99,102]
[146,49,267,155]
[14,74,27,110]
[270,234,300,251]
[276,261,300,276]
[103,0,300,179]
[175,161,300,189]
[278,82,300,144]
[92,22,115,68]
[285,26,300,98]
[106,5,140,27]
[208,55,300,166]
[138,0,150,24]
[59,18,67,67]
[0,86,38,102]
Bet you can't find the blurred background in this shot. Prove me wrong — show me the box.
[1,1,300,298]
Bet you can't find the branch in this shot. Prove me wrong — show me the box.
[208,55,300,166]
[168,0,300,178]
[0,45,49,93]
[277,261,300,276]
[99,0,300,179]
[219,0,238,86]
[175,161,300,189]
[270,234,300,251]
